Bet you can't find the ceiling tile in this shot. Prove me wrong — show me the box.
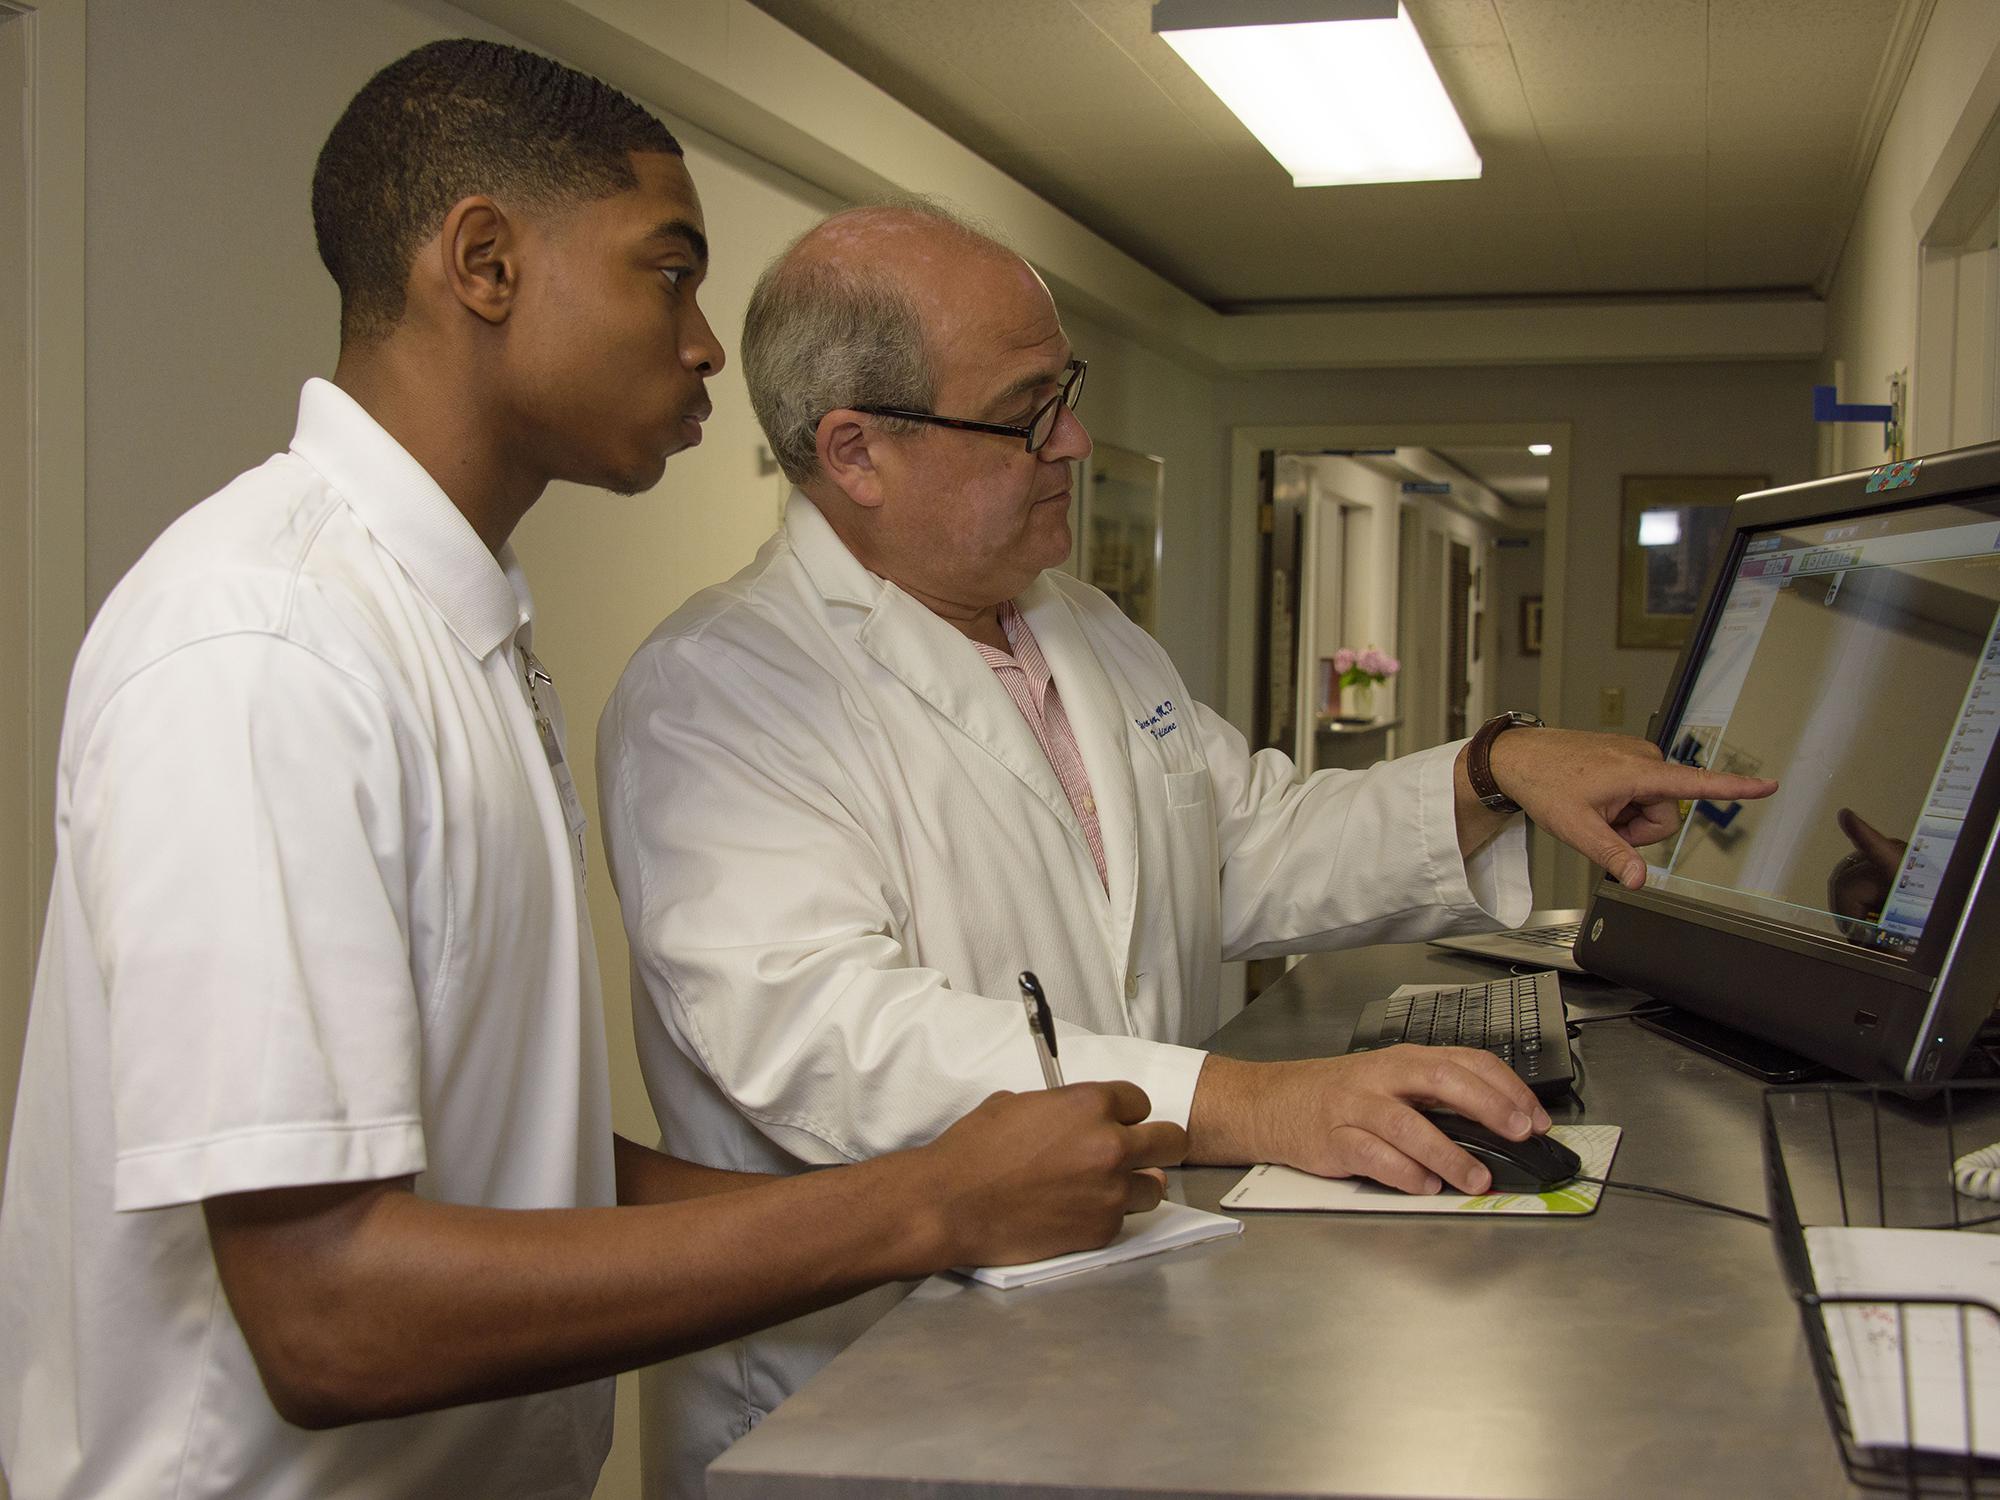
[1083,133,1288,183]
[1550,154,1705,215]
[750,0,1053,159]
[1706,205,1842,287]
[1566,208,1706,291]
[1058,168,1310,297]
[1434,213,1586,297]
[1709,0,1905,98]
[1432,42,1545,152]
[921,0,1148,121]
[1407,0,1509,49]
[1495,0,1707,90]
[1707,98,1869,162]
[1527,80,1708,159]
[1101,29,1271,147]
[1707,144,1851,209]
[1220,238,1477,302]
[1272,144,1561,227]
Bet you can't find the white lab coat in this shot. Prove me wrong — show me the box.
[597,492,1529,1498]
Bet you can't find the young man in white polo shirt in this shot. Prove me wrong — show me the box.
[0,39,1185,1500]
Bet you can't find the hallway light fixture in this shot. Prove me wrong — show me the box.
[1152,0,1481,187]
[1528,443,1553,456]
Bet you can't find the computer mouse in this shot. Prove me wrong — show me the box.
[1424,1111,1582,1192]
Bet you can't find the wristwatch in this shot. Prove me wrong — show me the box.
[1466,710,1544,814]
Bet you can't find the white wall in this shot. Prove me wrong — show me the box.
[1823,0,2000,469]
[1,11,31,1203]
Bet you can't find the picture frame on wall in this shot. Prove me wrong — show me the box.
[1519,595,1543,656]
[1618,474,1764,649]
[1079,443,1164,633]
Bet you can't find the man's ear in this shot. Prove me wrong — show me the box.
[816,410,889,510]
[437,195,517,327]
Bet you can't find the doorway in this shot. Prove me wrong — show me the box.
[1231,423,1575,908]
[1911,45,2000,460]
[1244,439,1537,999]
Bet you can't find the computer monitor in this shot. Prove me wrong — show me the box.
[1575,445,2000,1088]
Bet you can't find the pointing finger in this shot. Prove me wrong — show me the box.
[1838,807,1905,869]
[1654,765,1778,803]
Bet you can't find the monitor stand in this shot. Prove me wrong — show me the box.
[1635,1007,1830,1084]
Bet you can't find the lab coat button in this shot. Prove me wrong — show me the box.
[1124,975,1139,1000]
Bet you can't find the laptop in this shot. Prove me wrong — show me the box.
[1428,908,1586,974]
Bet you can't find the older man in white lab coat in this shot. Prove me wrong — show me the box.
[598,202,1772,1498]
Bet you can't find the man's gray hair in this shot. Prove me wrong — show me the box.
[742,197,1007,485]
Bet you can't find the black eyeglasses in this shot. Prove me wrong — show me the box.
[853,358,1086,454]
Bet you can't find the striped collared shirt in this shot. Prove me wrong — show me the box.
[974,601,1108,891]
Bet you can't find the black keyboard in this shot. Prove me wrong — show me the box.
[1511,921,1581,949]
[1344,970,1575,1100]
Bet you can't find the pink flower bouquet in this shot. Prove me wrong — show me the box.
[1332,646,1400,689]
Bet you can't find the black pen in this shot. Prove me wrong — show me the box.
[1016,971,1065,1089]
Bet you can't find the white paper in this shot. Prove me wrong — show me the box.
[1805,1225,2000,1457]
[955,1199,1242,1289]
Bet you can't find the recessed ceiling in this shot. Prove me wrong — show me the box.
[744,0,1923,309]
[1434,444,1550,508]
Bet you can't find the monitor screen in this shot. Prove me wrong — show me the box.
[1650,494,2000,960]
[1578,452,2000,1087]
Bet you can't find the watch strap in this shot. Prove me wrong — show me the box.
[1467,711,1543,814]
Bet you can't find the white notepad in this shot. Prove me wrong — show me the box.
[1220,1124,1621,1216]
[955,1199,1243,1289]
[1806,1225,2000,1456]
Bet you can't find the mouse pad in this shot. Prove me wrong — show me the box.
[1219,1125,1621,1216]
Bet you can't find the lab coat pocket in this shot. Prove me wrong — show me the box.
[1164,767,1212,810]
[1161,765,1223,893]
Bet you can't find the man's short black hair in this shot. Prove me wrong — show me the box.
[312,38,683,342]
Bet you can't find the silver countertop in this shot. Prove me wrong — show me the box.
[708,945,1886,1498]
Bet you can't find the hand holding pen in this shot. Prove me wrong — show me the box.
[1018,971,1065,1089]
[1010,969,1175,1213]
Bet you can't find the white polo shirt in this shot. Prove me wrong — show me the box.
[0,379,617,1499]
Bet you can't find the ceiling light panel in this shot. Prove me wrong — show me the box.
[1154,0,1481,187]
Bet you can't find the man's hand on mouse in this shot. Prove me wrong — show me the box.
[1186,1047,1551,1196]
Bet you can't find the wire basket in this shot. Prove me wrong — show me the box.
[1765,1081,2000,1496]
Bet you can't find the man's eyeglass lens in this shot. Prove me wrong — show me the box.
[1029,361,1086,451]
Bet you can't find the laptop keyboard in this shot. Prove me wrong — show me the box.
[1345,970,1576,1099]
[1512,921,1581,949]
